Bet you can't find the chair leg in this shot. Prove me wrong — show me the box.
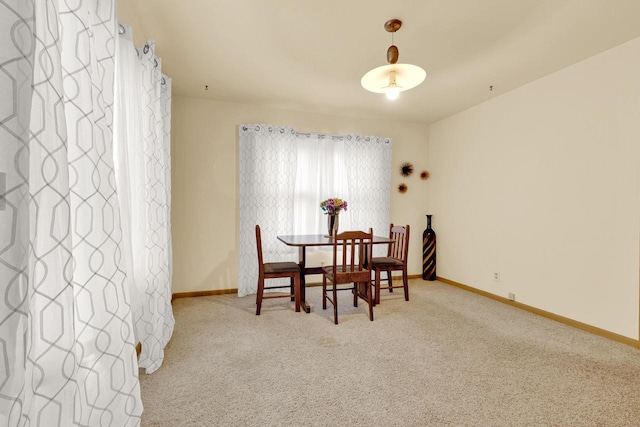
[403,269,409,301]
[290,277,295,301]
[374,268,381,305]
[353,284,358,307]
[256,278,264,315]
[387,270,393,293]
[370,271,375,306]
[322,276,327,310]
[367,282,374,321]
[333,282,338,324]
[294,274,301,312]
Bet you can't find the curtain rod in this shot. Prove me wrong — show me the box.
[240,125,391,143]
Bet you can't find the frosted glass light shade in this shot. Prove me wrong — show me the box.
[361,63,426,94]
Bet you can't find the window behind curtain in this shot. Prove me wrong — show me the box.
[293,134,349,235]
[238,124,392,297]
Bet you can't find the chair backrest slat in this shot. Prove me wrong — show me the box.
[332,229,373,279]
[387,224,410,262]
[255,225,264,275]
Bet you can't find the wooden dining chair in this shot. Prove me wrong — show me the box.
[322,229,374,324]
[371,224,410,305]
[255,225,301,315]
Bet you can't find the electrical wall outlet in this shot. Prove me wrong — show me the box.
[493,272,500,282]
[508,293,515,301]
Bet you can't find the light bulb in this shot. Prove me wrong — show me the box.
[386,87,400,100]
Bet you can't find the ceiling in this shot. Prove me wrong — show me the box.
[119,0,640,125]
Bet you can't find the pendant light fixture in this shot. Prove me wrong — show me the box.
[361,19,426,100]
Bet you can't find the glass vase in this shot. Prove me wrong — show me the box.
[327,214,339,237]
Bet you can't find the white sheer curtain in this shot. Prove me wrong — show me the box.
[1,1,142,425]
[238,124,392,297]
[238,125,298,297]
[293,134,350,234]
[1,2,173,425]
[115,23,145,328]
[114,28,174,374]
[343,134,393,243]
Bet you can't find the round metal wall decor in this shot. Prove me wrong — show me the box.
[400,162,414,177]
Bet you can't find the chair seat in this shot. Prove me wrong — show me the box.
[321,265,362,274]
[323,265,370,281]
[371,257,404,267]
[264,262,300,274]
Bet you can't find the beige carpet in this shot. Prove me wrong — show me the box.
[140,280,640,426]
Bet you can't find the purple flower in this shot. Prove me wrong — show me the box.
[320,198,348,215]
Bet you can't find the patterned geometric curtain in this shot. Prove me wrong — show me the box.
[237,124,392,297]
[0,1,172,425]
[238,125,298,297]
[114,28,175,374]
[0,0,142,425]
[343,134,392,255]
[134,39,175,375]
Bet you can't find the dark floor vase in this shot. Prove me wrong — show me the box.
[422,214,436,281]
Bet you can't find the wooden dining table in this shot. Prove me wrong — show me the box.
[277,234,395,313]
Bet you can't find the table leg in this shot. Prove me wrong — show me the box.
[298,247,311,313]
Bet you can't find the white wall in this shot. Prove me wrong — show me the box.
[117,2,148,46]
[429,37,640,339]
[171,98,430,294]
